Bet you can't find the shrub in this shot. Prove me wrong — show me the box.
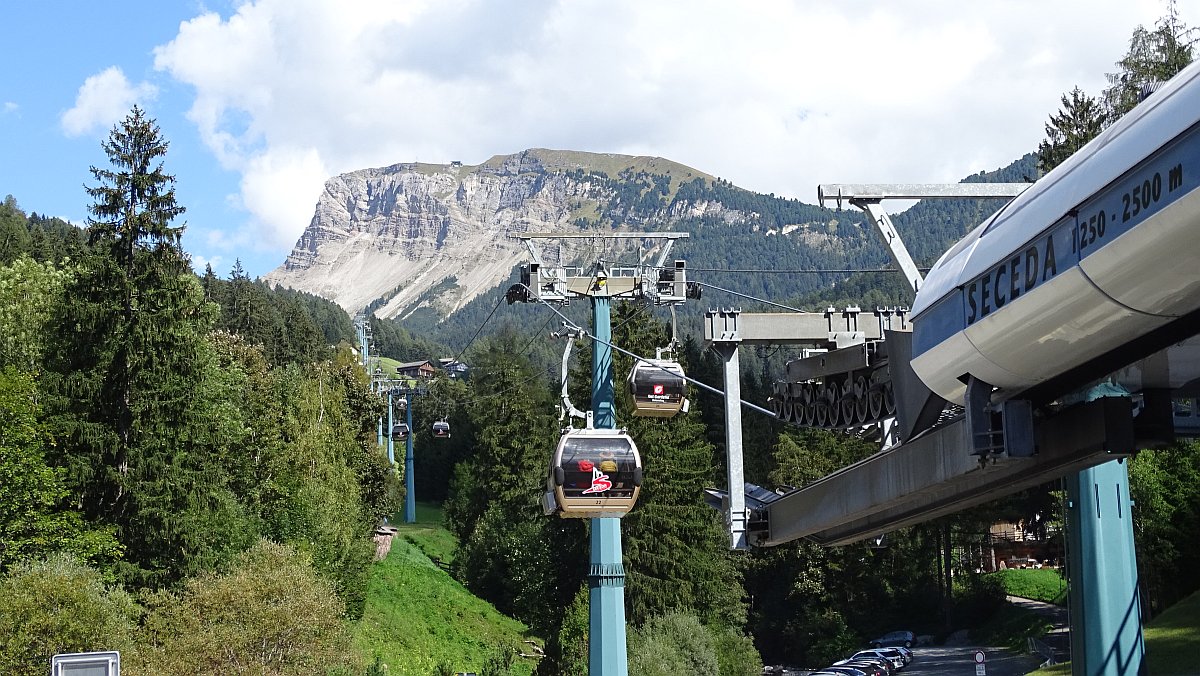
[629,612,719,676]
[0,555,138,676]
[134,539,359,674]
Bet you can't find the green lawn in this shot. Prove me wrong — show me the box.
[1028,588,1200,675]
[990,568,1068,605]
[394,502,457,566]
[356,504,542,675]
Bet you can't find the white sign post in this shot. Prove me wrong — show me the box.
[52,651,120,676]
[974,649,986,675]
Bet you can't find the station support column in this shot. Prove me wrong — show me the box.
[405,390,416,523]
[1066,459,1145,675]
[589,295,628,676]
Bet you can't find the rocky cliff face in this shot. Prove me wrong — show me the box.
[264,149,724,319]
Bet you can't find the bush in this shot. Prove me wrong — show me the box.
[954,571,1007,626]
[0,555,138,676]
[629,612,719,676]
[712,625,763,676]
[134,539,359,674]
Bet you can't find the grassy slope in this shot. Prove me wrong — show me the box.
[1028,588,1200,675]
[990,568,1068,605]
[353,505,542,675]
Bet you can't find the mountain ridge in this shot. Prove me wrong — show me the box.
[265,147,1036,332]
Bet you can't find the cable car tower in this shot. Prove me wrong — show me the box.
[509,231,693,676]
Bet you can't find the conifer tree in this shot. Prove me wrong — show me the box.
[45,107,254,587]
[611,303,746,629]
[1036,87,1107,174]
[1104,1,1196,119]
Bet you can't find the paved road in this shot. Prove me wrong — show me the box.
[901,646,1043,676]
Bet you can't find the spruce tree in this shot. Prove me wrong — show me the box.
[45,107,254,587]
[1036,87,1107,174]
[1104,1,1196,119]
[611,303,747,629]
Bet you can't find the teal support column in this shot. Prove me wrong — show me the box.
[386,390,395,465]
[405,391,416,523]
[589,295,628,676]
[1066,459,1145,675]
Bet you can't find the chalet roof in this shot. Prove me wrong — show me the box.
[395,360,435,370]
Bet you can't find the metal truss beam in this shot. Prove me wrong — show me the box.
[758,397,1136,547]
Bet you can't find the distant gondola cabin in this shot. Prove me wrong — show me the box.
[628,359,687,418]
[390,423,410,440]
[432,420,450,438]
[545,428,641,518]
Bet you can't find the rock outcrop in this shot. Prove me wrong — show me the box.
[264,148,718,319]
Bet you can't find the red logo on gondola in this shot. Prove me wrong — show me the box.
[581,467,612,494]
[653,384,665,395]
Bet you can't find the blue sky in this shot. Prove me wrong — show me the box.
[2,1,1196,280]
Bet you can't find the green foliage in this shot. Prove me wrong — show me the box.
[0,195,32,265]
[611,304,747,629]
[628,612,720,676]
[711,625,763,676]
[42,107,257,589]
[1104,2,1196,119]
[443,332,586,637]
[0,369,121,571]
[0,555,139,676]
[352,538,537,676]
[134,540,359,674]
[540,584,589,676]
[1037,87,1107,174]
[204,262,353,367]
[1129,442,1200,615]
[970,602,1053,651]
[989,568,1068,605]
[262,362,389,618]
[0,256,74,371]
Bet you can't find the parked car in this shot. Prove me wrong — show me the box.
[875,647,910,666]
[851,649,905,671]
[822,667,869,676]
[1007,556,1042,569]
[835,657,892,676]
[829,663,883,676]
[870,630,915,648]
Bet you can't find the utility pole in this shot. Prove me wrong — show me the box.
[509,232,694,676]
[589,288,626,675]
[374,375,429,524]
[405,388,416,523]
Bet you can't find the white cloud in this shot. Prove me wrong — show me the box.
[61,66,158,137]
[3,102,17,114]
[153,0,1200,253]
[239,146,329,249]
[191,254,224,275]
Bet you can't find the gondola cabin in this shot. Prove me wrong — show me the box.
[432,420,451,439]
[628,359,688,418]
[390,423,410,441]
[545,428,641,518]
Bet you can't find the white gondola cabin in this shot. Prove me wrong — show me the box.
[628,359,688,418]
[544,427,641,518]
[390,423,410,441]
[432,420,451,438]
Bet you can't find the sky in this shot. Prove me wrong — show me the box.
[2,0,1197,279]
